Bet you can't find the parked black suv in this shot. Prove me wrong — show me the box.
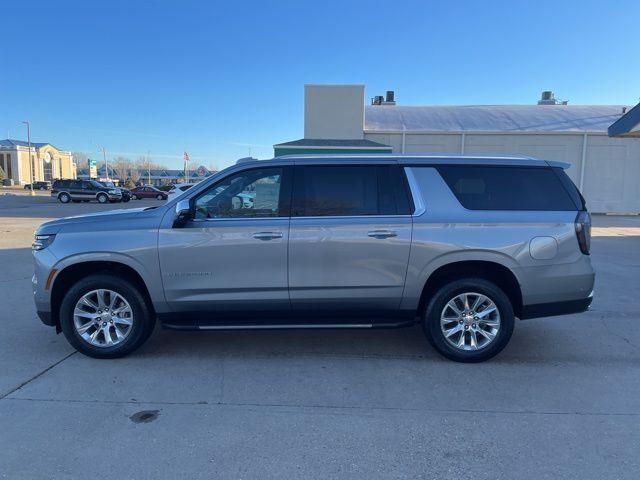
[100,181,131,202]
[51,179,123,204]
[24,181,51,190]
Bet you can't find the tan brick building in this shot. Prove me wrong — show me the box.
[0,139,76,185]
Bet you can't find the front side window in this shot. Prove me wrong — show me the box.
[292,165,411,217]
[194,167,284,219]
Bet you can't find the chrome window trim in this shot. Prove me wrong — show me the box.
[191,216,285,223]
[403,167,426,216]
[291,215,412,220]
[190,214,412,223]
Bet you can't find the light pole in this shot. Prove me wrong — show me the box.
[21,121,35,196]
[101,147,109,180]
[147,150,151,185]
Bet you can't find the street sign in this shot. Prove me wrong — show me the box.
[88,159,97,179]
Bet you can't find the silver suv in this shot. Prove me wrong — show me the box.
[32,155,594,362]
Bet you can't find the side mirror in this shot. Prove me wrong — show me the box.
[173,199,192,227]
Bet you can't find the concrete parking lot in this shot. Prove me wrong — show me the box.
[1,193,639,479]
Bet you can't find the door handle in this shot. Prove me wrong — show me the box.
[367,230,398,239]
[252,231,283,241]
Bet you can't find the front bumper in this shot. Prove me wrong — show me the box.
[37,310,56,326]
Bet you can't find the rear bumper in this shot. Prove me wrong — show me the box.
[520,293,593,320]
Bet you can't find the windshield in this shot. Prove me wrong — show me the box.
[102,182,115,188]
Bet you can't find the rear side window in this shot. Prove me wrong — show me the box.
[437,166,578,211]
[54,180,69,188]
[292,165,411,217]
[552,167,586,210]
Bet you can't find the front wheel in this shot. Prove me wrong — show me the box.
[59,274,155,358]
[156,194,164,200]
[97,193,108,204]
[422,278,514,363]
[122,197,130,203]
[58,192,71,203]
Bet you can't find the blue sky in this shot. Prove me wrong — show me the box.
[2,0,638,169]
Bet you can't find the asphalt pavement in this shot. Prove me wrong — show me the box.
[1,193,639,479]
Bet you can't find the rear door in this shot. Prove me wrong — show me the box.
[288,163,413,322]
[69,180,85,199]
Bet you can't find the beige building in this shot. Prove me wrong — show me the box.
[0,139,76,185]
[276,85,640,214]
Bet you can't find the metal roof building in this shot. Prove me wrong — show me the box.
[276,85,640,213]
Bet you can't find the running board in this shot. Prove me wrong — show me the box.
[162,323,375,331]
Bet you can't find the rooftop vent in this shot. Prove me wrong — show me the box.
[371,90,396,106]
[538,90,568,105]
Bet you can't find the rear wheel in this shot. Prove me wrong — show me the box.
[131,194,138,200]
[58,192,71,203]
[97,193,108,204]
[422,278,514,363]
[59,274,155,358]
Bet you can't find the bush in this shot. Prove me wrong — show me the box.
[124,178,135,189]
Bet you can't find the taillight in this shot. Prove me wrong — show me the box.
[575,211,591,255]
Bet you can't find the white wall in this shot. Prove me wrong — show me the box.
[304,85,364,139]
[364,131,640,213]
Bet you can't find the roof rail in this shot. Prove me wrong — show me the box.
[236,157,259,165]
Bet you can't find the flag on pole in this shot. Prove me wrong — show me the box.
[183,152,190,181]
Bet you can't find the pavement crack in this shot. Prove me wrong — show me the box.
[0,351,77,400]
[5,396,640,418]
[600,316,640,352]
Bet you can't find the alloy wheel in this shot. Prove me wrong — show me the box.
[73,289,134,347]
[440,292,501,351]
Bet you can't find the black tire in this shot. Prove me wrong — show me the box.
[122,197,130,203]
[59,274,155,359]
[131,194,138,200]
[156,194,163,200]
[97,193,108,204]
[422,278,514,363]
[58,192,71,203]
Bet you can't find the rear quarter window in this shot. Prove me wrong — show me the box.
[436,165,578,211]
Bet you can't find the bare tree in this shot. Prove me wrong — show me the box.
[72,151,88,166]
[111,156,133,182]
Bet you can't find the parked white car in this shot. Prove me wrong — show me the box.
[165,183,197,202]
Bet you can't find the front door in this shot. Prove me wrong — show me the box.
[158,166,293,325]
[288,164,413,323]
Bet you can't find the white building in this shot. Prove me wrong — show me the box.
[275,85,640,214]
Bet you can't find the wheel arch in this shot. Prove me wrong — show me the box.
[50,260,155,331]
[417,260,523,319]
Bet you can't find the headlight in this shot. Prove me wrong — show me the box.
[33,234,55,251]
[108,189,119,194]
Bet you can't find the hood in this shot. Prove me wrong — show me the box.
[36,207,161,235]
